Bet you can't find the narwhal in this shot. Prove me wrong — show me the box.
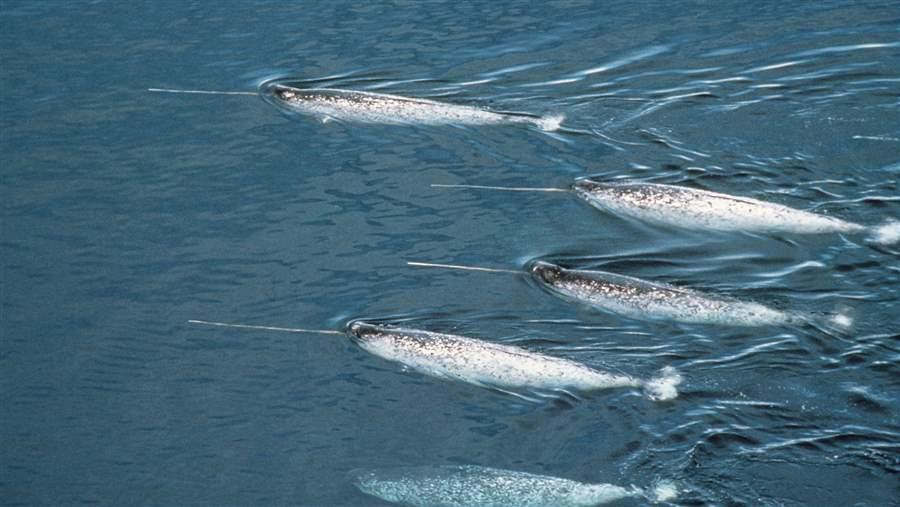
[188,319,682,402]
[353,465,678,507]
[148,82,564,131]
[407,260,852,329]
[432,178,900,245]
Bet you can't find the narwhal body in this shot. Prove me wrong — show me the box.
[349,322,680,401]
[432,179,900,245]
[573,180,867,235]
[530,261,798,327]
[406,260,851,329]
[269,84,564,130]
[353,465,677,507]
[187,319,680,401]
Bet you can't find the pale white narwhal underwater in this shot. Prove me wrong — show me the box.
[407,260,853,330]
[148,83,564,131]
[433,178,900,245]
[353,465,678,507]
[187,319,681,402]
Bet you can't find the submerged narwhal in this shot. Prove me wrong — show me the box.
[353,465,678,507]
[433,178,900,245]
[188,319,681,401]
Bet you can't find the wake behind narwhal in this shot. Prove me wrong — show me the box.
[434,178,900,245]
[188,319,681,402]
[148,82,564,131]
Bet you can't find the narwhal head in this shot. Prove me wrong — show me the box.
[529,260,566,285]
[572,178,634,211]
[347,321,384,344]
[572,178,612,196]
[272,85,298,102]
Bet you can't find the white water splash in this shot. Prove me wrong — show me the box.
[643,367,683,401]
[869,219,900,245]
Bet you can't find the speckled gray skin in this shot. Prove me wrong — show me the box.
[270,85,562,130]
[572,179,866,234]
[353,465,643,507]
[348,322,639,396]
[531,261,798,327]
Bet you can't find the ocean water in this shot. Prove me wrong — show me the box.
[2,1,899,505]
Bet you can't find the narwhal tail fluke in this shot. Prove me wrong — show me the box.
[828,306,855,332]
[642,366,682,401]
[814,304,856,335]
[641,480,679,503]
[534,112,565,132]
[867,218,900,245]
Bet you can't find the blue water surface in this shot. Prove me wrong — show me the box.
[2,1,899,505]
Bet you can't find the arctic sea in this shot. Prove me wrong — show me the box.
[2,1,899,505]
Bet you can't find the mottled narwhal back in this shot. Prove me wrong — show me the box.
[352,465,676,506]
[345,320,625,394]
[429,178,898,244]
[529,260,801,327]
[347,320,680,401]
[571,179,865,235]
[265,82,564,130]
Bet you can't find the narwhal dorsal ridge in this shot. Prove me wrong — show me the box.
[577,179,836,216]
[350,321,542,362]
[266,82,564,131]
[432,177,900,243]
[530,260,701,298]
[273,84,449,107]
[346,320,680,401]
[571,178,866,235]
[353,465,679,506]
[528,260,801,327]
